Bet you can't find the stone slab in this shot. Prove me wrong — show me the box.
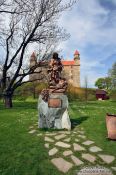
[55,134,67,140]
[44,143,49,148]
[64,138,71,142]
[98,154,115,164]
[82,140,94,145]
[77,131,85,134]
[29,126,34,129]
[75,139,80,142]
[78,135,86,139]
[45,133,57,136]
[71,155,84,166]
[63,150,73,156]
[89,146,102,152]
[37,133,42,136]
[49,147,58,156]
[73,131,77,134]
[55,141,71,148]
[34,123,38,126]
[82,153,96,163]
[28,130,36,134]
[45,136,54,142]
[111,167,116,171]
[51,157,73,173]
[58,131,71,134]
[73,143,86,151]
[80,128,84,130]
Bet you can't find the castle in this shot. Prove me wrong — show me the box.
[29,50,80,87]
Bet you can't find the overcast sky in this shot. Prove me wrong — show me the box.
[58,0,116,87]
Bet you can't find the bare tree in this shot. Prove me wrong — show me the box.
[0,0,76,108]
[0,0,31,14]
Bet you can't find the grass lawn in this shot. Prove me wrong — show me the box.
[0,99,116,175]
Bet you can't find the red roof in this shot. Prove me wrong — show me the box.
[96,89,107,94]
[74,50,79,55]
[62,60,74,65]
[30,52,37,61]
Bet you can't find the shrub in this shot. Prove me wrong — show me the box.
[67,84,96,101]
[109,90,116,101]
[14,82,48,100]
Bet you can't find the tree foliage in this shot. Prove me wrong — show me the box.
[95,77,112,90]
[108,62,116,89]
[95,62,116,90]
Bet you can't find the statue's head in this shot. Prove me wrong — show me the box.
[53,52,59,60]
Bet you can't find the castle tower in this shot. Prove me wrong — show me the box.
[73,50,80,87]
[74,50,80,61]
[30,52,37,67]
[29,52,37,81]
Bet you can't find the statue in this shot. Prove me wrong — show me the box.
[41,52,68,101]
[48,52,62,84]
[38,52,71,130]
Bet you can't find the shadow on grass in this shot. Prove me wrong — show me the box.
[110,100,116,103]
[71,116,89,129]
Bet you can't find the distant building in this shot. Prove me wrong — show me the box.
[29,50,80,87]
[96,89,109,100]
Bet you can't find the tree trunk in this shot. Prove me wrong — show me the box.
[4,93,13,108]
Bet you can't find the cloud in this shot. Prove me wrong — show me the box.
[58,0,116,87]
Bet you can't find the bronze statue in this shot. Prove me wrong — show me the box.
[41,52,68,102]
[48,52,63,84]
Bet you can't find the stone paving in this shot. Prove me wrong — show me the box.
[28,125,116,174]
[51,158,73,173]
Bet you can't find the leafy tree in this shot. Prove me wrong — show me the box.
[95,78,106,89]
[108,62,116,89]
[104,77,112,90]
[95,77,112,90]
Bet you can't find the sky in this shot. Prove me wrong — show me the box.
[0,0,116,87]
[58,0,116,87]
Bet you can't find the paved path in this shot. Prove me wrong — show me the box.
[28,123,116,174]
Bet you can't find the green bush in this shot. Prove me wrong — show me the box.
[13,82,98,102]
[109,90,116,100]
[87,94,96,101]
[14,82,48,100]
[66,84,96,101]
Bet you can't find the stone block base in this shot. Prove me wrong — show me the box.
[38,94,71,130]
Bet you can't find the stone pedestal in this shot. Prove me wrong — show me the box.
[38,93,71,130]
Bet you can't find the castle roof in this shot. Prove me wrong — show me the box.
[74,50,80,55]
[96,89,107,94]
[62,60,74,65]
[30,52,37,61]
[31,52,36,57]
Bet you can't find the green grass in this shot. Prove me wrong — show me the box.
[0,99,116,175]
[69,100,116,154]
